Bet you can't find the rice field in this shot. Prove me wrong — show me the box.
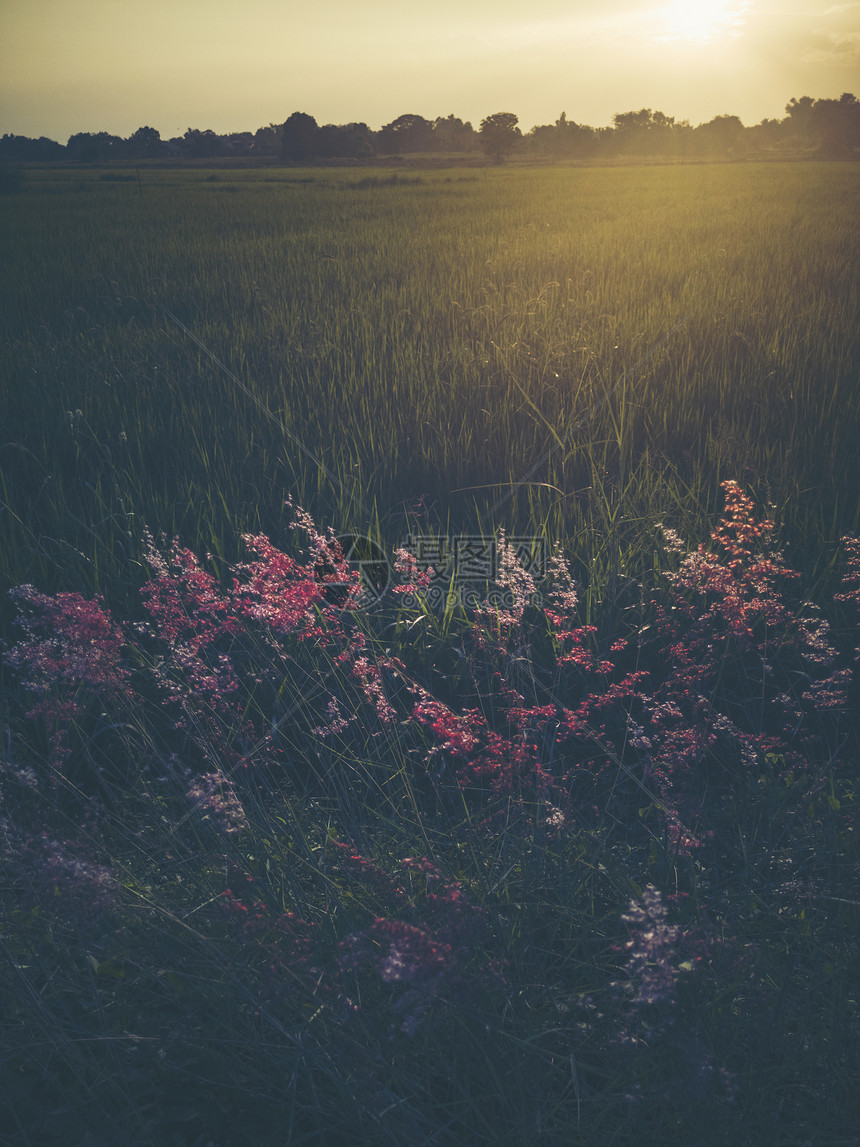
[2,162,858,610]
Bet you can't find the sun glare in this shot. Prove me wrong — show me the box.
[657,1,747,44]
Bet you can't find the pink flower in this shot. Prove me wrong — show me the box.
[5,586,131,762]
[186,769,249,833]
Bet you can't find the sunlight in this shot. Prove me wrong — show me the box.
[656,0,748,43]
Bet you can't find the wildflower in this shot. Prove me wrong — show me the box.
[493,530,538,627]
[620,886,680,1009]
[350,654,397,724]
[185,770,248,834]
[613,885,686,1045]
[311,695,354,737]
[337,854,503,1035]
[141,532,239,649]
[544,803,566,831]
[392,547,435,595]
[835,534,860,659]
[5,586,131,764]
[544,545,612,672]
[656,523,687,554]
[467,531,539,653]
[411,698,481,756]
[5,828,119,924]
[233,533,324,632]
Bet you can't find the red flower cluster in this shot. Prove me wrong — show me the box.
[404,483,857,852]
[5,585,131,764]
[835,533,860,661]
[4,487,858,900]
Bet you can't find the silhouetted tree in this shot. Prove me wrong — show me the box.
[20,91,857,174]
[252,124,281,156]
[610,108,654,154]
[377,114,434,154]
[66,132,124,162]
[281,112,319,160]
[183,128,222,157]
[784,93,860,155]
[432,114,476,152]
[694,114,745,156]
[784,95,816,144]
[479,112,521,163]
[126,126,166,159]
[747,117,784,151]
[341,122,375,158]
[527,112,595,158]
[0,134,65,161]
[811,92,860,155]
[610,109,688,155]
[316,122,374,159]
[618,109,654,132]
[555,111,595,157]
[224,132,255,156]
[612,109,652,133]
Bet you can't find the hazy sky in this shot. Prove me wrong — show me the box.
[2,1,859,141]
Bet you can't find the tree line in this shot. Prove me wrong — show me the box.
[2,94,858,164]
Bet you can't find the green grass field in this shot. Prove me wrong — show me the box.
[2,163,858,607]
[2,163,859,1146]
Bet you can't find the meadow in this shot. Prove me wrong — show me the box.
[1,162,859,1145]
[2,163,859,604]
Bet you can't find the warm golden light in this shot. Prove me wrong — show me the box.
[658,0,747,43]
[0,0,856,140]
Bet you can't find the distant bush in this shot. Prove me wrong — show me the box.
[345,173,424,189]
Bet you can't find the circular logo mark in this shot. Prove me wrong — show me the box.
[316,534,391,609]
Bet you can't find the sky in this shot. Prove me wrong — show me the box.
[1,0,859,142]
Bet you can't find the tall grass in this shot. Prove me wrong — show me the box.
[2,490,858,1145]
[2,163,859,1145]
[2,163,858,614]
